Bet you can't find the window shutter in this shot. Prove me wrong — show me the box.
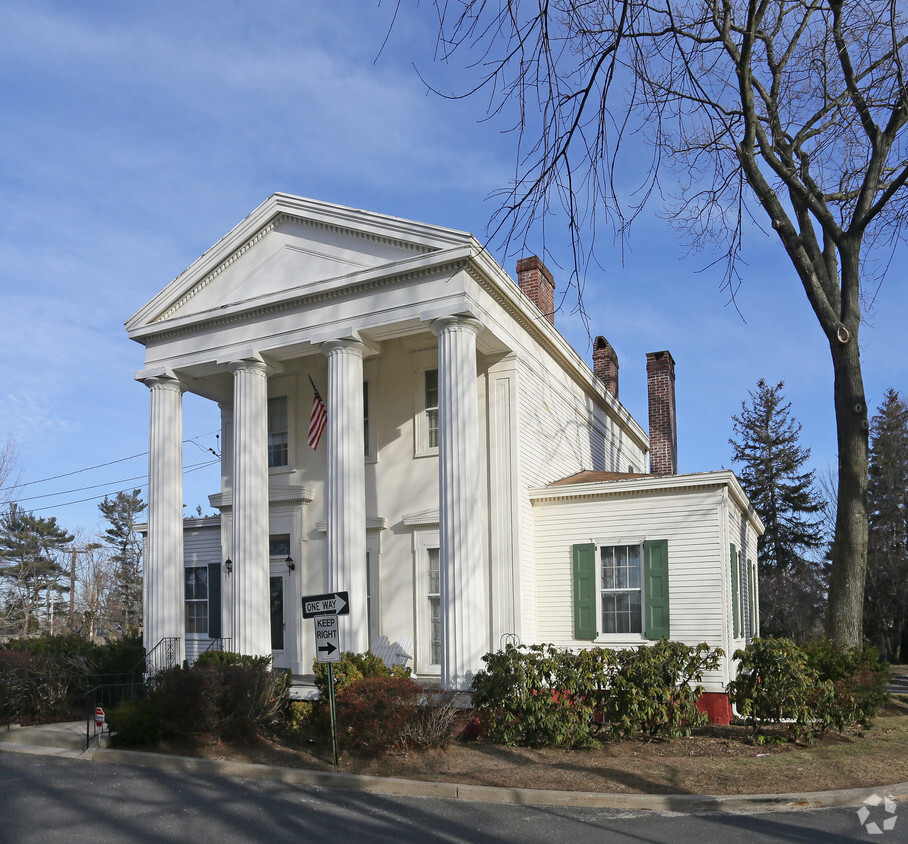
[730,544,740,638]
[750,558,758,637]
[643,539,670,639]
[207,562,222,639]
[572,543,597,640]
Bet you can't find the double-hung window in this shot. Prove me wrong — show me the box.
[185,567,209,635]
[427,546,441,666]
[425,369,439,450]
[600,545,642,634]
[268,397,289,468]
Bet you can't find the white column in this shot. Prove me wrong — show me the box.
[322,339,368,654]
[229,357,271,657]
[431,316,487,690]
[142,372,184,663]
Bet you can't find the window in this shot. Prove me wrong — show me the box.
[600,545,642,634]
[185,567,208,635]
[425,369,439,450]
[363,381,377,459]
[268,397,289,468]
[427,547,441,666]
[269,535,291,558]
[572,540,669,641]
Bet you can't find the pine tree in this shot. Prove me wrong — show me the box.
[865,390,908,661]
[98,489,145,633]
[0,504,74,635]
[730,380,825,640]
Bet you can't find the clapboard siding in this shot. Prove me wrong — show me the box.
[532,484,732,691]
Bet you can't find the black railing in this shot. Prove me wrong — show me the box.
[83,637,180,748]
[201,637,233,655]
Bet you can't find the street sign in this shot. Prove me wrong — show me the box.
[302,591,349,618]
[94,707,105,728]
[314,614,340,663]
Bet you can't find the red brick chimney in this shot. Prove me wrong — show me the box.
[646,351,677,476]
[516,256,555,325]
[593,336,619,399]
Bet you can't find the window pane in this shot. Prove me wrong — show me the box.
[269,536,291,558]
[363,381,370,455]
[428,547,440,594]
[270,576,284,650]
[428,546,441,666]
[599,544,642,634]
[425,370,439,450]
[185,567,208,600]
[185,600,208,634]
[268,397,289,468]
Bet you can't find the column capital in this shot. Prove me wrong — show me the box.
[136,368,183,393]
[319,338,369,358]
[218,350,283,377]
[429,315,483,338]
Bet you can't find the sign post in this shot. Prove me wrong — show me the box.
[302,590,349,767]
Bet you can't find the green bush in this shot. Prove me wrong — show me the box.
[106,697,162,746]
[470,644,613,747]
[601,641,721,739]
[312,651,410,699]
[194,651,271,670]
[801,639,890,726]
[727,638,834,740]
[335,676,423,751]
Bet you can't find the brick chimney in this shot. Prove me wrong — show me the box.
[646,351,677,476]
[516,256,555,325]
[593,336,619,399]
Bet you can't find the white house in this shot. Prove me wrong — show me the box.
[127,193,762,702]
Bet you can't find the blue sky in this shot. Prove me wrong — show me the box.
[0,1,904,537]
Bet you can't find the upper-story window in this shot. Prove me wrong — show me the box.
[425,369,439,450]
[268,397,288,468]
[363,381,377,459]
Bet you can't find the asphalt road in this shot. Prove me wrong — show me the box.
[0,752,894,843]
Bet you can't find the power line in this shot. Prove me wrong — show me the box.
[21,460,220,513]
[7,432,220,491]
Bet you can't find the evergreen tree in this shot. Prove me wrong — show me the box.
[98,489,145,633]
[0,504,74,635]
[730,380,825,640]
[865,390,908,661]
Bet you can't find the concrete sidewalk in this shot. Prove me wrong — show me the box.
[2,720,907,813]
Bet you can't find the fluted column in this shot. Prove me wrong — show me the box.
[431,316,487,690]
[142,372,184,663]
[229,357,271,657]
[322,339,368,654]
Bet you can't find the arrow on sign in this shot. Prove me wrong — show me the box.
[317,641,337,657]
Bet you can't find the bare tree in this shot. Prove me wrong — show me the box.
[0,434,20,503]
[430,0,908,646]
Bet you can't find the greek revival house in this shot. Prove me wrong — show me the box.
[128,193,762,696]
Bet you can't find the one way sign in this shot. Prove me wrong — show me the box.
[302,591,349,618]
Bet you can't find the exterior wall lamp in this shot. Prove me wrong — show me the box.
[224,558,233,575]
[285,555,295,572]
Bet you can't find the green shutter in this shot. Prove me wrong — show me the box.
[730,544,740,638]
[643,539,670,639]
[750,559,758,637]
[207,562,222,639]
[572,543,597,640]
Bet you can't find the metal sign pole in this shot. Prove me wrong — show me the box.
[326,662,339,768]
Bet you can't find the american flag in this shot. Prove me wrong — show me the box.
[307,376,327,450]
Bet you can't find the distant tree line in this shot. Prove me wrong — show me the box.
[0,440,145,642]
[732,383,908,661]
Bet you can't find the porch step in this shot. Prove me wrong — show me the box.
[889,673,908,696]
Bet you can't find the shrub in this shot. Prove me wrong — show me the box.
[106,697,162,747]
[194,651,270,670]
[728,638,834,740]
[801,639,889,724]
[0,649,92,724]
[399,691,460,750]
[312,650,410,700]
[470,644,611,747]
[335,676,423,751]
[155,664,220,736]
[283,700,316,735]
[601,641,722,739]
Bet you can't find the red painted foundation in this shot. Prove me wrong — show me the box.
[696,692,733,725]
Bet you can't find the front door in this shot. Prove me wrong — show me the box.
[270,574,290,670]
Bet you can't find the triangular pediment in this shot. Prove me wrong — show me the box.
[127,194,474,332]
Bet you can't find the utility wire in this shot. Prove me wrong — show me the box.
[7,431,220,491]
[24,460,220,513]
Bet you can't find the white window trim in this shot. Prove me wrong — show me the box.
[592,538,646,643]
[184,565,209,639]
[413,530,441,675]
[363,379,378,463]
[413,361,439,458]
[267,387,295,476]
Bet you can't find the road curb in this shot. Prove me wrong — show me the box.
[88,747,908,812]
